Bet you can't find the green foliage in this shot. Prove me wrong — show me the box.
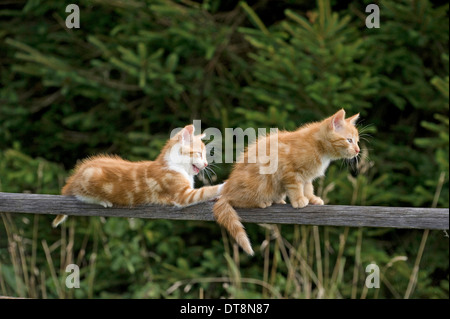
[414,54,449,207]
[0,0,448,299]
[0,0,246,165]
[365,0,448,112]
[240,0,377,127]
[0,147,65,194]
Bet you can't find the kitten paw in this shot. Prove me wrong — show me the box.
[291,197,309,209]
[308,196,324,205]
[100,200,113,208]
[258,201,273,208]
[276,199,287,204]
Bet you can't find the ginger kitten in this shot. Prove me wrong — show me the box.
[213,109,360,255]
[52,124,223,227]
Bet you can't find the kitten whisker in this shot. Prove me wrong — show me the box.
[208,163,220,169]
[200,170,205,183]
[361,154,371,162]
[203,168,213,184]
[340,158,346,170]
[345,158,351,170]
[206,166,217,176]
[359,137,371,143]
[359,133,373,137]
[357,124,374,134]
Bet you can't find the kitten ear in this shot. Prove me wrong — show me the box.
[178,125,195,144]
[346,113,360,126]
[330,109,346,131]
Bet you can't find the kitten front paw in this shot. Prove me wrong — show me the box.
[291,197,309,209]
[308,196,324,205]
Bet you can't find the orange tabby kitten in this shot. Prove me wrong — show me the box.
[213,109,360,255]
[52,124,223,227]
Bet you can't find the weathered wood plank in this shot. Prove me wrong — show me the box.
[0,192,448,229]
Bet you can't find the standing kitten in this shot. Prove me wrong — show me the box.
[213,109,360,255]
[52,124,223,227]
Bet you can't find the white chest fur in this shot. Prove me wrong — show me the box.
[318,156,331,177]
[164,148,194,188]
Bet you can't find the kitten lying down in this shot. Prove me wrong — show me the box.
[214,109,360,255]
[52,124,223,227]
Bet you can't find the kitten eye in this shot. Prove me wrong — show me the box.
[347,138,353,143]
[197,152,202,158]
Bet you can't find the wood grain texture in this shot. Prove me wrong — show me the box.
[0,192,448,229]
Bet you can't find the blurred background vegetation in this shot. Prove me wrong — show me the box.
[0,0,448,298]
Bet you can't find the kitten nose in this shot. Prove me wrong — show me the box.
[355,147,360,153]
[204,163,208,167]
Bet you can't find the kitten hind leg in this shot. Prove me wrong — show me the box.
[258,201,273,208]
[274,193,287,205]
[259,194,286,207]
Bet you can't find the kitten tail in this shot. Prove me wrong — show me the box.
[52,214,67,228]
[213,197,254,256]
[53,182,73,227]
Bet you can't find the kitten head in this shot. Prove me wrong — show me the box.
[323,109,360,159]
[166,124,208,176]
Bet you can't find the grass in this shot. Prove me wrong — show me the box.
[0,210,447,299]
[0,156,447,299]
[0,214,101,299]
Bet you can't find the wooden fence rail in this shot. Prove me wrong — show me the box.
[0,192,448,230]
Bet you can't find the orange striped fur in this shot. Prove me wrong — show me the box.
[52,124,223,227]
[213,109,361,255]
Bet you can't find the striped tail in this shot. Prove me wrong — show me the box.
[213,197,254,256]
[52,214,67,228]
